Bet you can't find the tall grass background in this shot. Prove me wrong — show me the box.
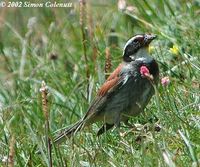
[0,0,199,166]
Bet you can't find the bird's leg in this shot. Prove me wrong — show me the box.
[119,120,138,137]
[114,114,127,137]
[97,123,114,136]
[123,120,137,129]
[114,113,121,128]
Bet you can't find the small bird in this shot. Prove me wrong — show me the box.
[54,34,159,144]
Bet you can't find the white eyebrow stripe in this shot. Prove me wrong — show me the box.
[135,57,146,61]
[124,37,134,48]
[123,35,143,50]
[129,55,135,60]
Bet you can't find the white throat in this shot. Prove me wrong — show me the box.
[129,48,150,61]
[136,48,149,58]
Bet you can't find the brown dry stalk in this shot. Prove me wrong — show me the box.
[87,2,93,40]
[79,0,88,72]
[40,81,52,167]
[8,135,15,167]
[87,2,98,71]
[92,46,97,66]
[105,47,112,79]
[79,0,84,26]
[79,0,90,99]
[41,81,48,119]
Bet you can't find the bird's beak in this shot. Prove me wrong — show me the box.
[144,34,157,45]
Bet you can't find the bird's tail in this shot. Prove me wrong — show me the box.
[53,119,84,144]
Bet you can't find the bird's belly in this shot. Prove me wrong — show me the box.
[103,104,125,124]
[124,85,152,117]
[98,80,154,125]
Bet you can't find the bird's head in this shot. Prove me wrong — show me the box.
[123,34,157,62]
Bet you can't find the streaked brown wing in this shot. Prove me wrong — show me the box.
[106,63,123,81]
[83,63,125,121]
[98,63,123,96]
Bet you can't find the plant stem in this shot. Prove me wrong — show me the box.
[40,81,52,167]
